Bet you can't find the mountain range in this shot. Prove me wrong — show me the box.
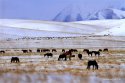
[53,7,125,22]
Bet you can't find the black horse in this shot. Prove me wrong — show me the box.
[78,54,82,60]
[58,50,72,61]
[42,49,50,52]
[98,49,102,52]
[11,57,20,63]
[22,50,28,53]
[58,54,67,61]
[44,53,53,58]
[87,51,93,56]
[103,48,108,52]
[52,49,57,52]
[87,60,98,70]
[83,49,89,52]
[0,50,5,53]
[70,49,78,52]
[62,49,65,52]
[92,51,100,56]
[83,49,92,56]
[71,55,75,57]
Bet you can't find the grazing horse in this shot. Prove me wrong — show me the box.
[71,55,75,57]
[58,50,72,61]
[83,49,89,52]
[87,60,98,70]
[44,53,53,58]
[29,49,32,53]
[78,54,82,60]
[62,49,65,52]
[0,50,5,53]
[52,49,57,52]
[98,49,102,52]
[86,51,93,56]
[70,49,78,52]
[103,48,108,52]
[11,57,20,63]
[42,49,50,52]
[22,50,28,53]
[83,49,92,56]
[37,49,41,52]
[92,51,100,56]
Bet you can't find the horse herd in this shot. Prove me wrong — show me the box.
[10,48,108,70]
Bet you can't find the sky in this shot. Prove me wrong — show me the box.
[0,0,125,21]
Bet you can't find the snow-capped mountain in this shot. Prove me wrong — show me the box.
[53,7,125,22]
[87,8,125,20]
[53,5,83,22]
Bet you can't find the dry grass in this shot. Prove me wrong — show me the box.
[0,49,125,82]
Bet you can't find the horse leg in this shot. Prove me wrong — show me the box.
[58,57,60,61]
[69,55,71,60]
[91,53,92,57]
[95,53,96,56]
[11,59,13,63]
[93,65,95,70]
[96,65,98,70]
[64,56,67,61]
[87,65,90,70]
[98,53,100,57]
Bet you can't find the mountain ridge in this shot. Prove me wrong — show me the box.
[53,7,125,22]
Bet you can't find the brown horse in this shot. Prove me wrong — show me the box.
[58,50,72,61]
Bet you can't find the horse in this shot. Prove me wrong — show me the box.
[37,49,41,52]
[29,49,32,53]
[71,55,75,57]
[83,49,89,52]
[86,51,93,56]
[22,50,28,53]
[78,54,82,60]
[58,50,72,61]
[103,48,108,52]
[52,49,57,52]
[92,51,100,56]
[42,49,50,52]
[70,49,78,52]
[11,57,20,63]
[98,49,102,52]
[87,60,98,70]
[44,53,53,58]
[62,49,65,52]
[0,50,5,53]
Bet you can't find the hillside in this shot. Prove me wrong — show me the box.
[0,19,125,40]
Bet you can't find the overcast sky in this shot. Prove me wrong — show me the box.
[0,0,125,20]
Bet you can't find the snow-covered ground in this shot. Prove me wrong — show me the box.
[0,19,125,40]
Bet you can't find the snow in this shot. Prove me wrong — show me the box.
[0,19,85,34]
[95,23,125,36]
[0,18,125,40]
[52,7,125,22]
[87,8,125,20]
[74,19,125,36]
[53,5,83,22]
